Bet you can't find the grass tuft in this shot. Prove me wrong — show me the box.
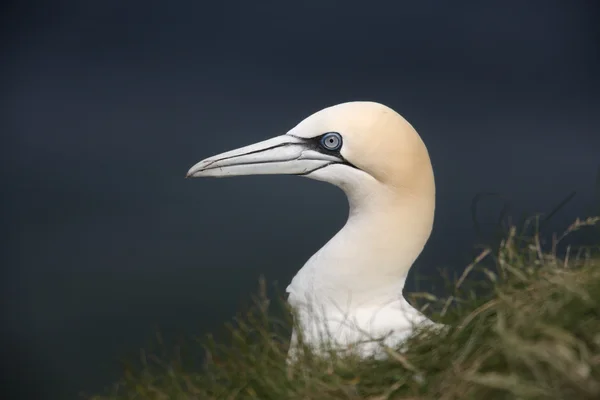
[91,217,600,400]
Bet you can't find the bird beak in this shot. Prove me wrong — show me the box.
[186,134,341,178]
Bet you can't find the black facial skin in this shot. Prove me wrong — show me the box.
[290,132,359,175]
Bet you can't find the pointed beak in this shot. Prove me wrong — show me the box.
[186,134,342,178]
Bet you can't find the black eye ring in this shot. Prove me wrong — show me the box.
[319,132,343,151]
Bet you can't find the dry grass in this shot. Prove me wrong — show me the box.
[90,217,600,400]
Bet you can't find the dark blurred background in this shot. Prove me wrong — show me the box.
[2,0,599,398]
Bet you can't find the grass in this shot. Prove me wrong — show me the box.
[90,216,600,400]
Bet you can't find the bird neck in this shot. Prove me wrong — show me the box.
[304,180,435,306]
[345,183,434,278]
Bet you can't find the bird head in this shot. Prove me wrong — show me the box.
[187,101,434,201]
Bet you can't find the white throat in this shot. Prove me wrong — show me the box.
[286,164,435,358]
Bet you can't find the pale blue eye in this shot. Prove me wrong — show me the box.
[320,132,342,151]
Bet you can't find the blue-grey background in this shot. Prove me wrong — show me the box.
[3,1,600,398]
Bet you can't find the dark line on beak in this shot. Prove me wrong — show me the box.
[202,141,299,169]
[294,159,359,176]
[295,162,337,176]
[199,157,301,173]
[199,135,360,174]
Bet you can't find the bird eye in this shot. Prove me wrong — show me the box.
[320,132,342,151]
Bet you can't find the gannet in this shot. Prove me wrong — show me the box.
[187,101,437,359]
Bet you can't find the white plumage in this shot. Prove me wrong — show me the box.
[187,101,438,359]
